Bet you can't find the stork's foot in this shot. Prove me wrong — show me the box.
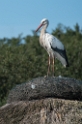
[52,75,55,78]
[44,75,48,78]
[44,74,55,78]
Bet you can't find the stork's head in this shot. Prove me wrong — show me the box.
[35,18,49,32]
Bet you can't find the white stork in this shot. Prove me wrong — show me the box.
[35,18,69,76]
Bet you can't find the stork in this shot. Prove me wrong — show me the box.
[35,18,69,76]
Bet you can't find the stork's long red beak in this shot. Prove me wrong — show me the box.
[35,23,43,32]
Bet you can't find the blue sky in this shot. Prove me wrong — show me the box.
[0,0,82,38]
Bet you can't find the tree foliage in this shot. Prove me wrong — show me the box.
[0,23,82,106]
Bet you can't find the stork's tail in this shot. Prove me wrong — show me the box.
[66,61,69,67]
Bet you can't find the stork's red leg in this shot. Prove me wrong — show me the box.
[47,55,50,76]
[50,57,55,76]
[52,57,55,76]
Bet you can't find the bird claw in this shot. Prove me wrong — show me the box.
[44,75,48,78]
[44,75,55,78]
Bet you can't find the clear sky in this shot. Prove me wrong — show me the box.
[0,0,82,38]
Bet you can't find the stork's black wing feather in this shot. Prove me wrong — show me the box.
[51,46,69,67]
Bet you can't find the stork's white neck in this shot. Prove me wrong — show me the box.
[41,24,47,34]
